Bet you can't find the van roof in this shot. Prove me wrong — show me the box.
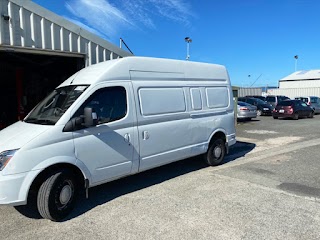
[58,56,229,87]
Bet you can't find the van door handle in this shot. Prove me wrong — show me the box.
[124,133,131,144]
[142,131,149,140]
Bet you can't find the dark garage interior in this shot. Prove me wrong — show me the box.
[0,51,84,128]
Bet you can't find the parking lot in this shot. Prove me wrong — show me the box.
[1,115,320,239]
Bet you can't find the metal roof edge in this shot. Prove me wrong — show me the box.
[9,0,132,57]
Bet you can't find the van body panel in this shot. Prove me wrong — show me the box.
[2,125,75,175]
[0,121,50,152]
[0,170,40,205]
[71,82,139,184]
[0,57,236,209]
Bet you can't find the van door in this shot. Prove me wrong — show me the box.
[72,82,138,184]
[135,86,193,171]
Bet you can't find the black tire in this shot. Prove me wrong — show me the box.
[308,111,314,118]
[204,138,226,166]
[293,112,299,120]
[37,170,77,221]
[273,116,278,119]
[257,110,262,116]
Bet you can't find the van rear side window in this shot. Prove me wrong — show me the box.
[139,88,186,116]
[206,87,229,108]
[190,88,202,110]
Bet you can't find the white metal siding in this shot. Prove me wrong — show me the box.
[238,87,262,97]
[279,79,320,88]
[0,0,132,65]
[267,88,320,99]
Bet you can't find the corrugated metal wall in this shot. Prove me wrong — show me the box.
[279,79,320,88]
[238,87,262,97]
[267,88,320,99]
[0,0,132,66]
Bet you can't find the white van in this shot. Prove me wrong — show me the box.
[0,57,236,221]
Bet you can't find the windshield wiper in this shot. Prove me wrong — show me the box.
[24,118,55,125]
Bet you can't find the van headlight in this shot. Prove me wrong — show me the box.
[0,149,18,171]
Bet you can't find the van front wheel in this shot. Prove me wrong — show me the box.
[37,170,77,221]
[204,138,226,166]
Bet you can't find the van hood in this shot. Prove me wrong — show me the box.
[0,121,51,152]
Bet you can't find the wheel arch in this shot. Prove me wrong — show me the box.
[207,130,227,149]
[20,162,88,205]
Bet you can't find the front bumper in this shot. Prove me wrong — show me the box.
[0,170,40,206]
[262,109,272,115]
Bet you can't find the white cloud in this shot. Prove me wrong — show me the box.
[65,0,133,38]
[63,16,109,39]
[65,0,193,39]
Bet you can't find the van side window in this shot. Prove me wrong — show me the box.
[190,88,202,110]
[74,86,127,124]
[139,88,186,116]
[206,87,229,108]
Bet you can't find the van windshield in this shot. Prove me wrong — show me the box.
[24,85,89,125]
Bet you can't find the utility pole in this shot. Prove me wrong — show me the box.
[294,55,298,72]
[185,37,192,60]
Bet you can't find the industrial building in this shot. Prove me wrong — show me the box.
[0,0,132,127]
[267,70,320,98]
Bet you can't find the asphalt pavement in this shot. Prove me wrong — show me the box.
[1,115,320,240]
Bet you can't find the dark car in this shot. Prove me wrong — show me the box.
[266,95,290,107]
[238,97,273,116]
[272,99,314,120]
[245,95,266,102]
[294,96,320,114]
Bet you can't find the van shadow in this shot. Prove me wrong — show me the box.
[65,156,208,221]
[237,119,260,124]
[223,141,256,163]
[65,141,256,221]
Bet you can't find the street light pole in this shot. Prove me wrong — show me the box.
[185,37,192,60]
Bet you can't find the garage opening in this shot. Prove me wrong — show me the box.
[0,51,85,128]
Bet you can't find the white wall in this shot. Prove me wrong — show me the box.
[267,87,320,99]
[279,79,320,88]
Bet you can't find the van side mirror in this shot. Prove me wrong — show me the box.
[63,107,98,132]
[84,107,98,127]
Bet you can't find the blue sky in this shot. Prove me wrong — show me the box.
[32,0,320,87]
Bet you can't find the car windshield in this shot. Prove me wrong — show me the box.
[238,101,249,106]
[310,97,319,103]
[278,101,293,106]
[24,85,89,125]
[253,98,266,104]
[266,96,276,102]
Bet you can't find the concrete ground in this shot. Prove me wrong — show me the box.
[1,115,320,239]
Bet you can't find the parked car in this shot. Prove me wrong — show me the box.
[294,96,320,114]
[238,97,273,116]
[266,95,290,107]
[272,99,314,120]
[237,101,257,120]
[245,95,266,102]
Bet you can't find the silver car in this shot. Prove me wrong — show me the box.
[237,101,257,120]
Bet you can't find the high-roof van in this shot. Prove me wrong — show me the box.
[266,95,290,107]
[0,57,236,221]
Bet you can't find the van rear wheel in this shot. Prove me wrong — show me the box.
[37,169,77,221]
[204,138,226,166]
